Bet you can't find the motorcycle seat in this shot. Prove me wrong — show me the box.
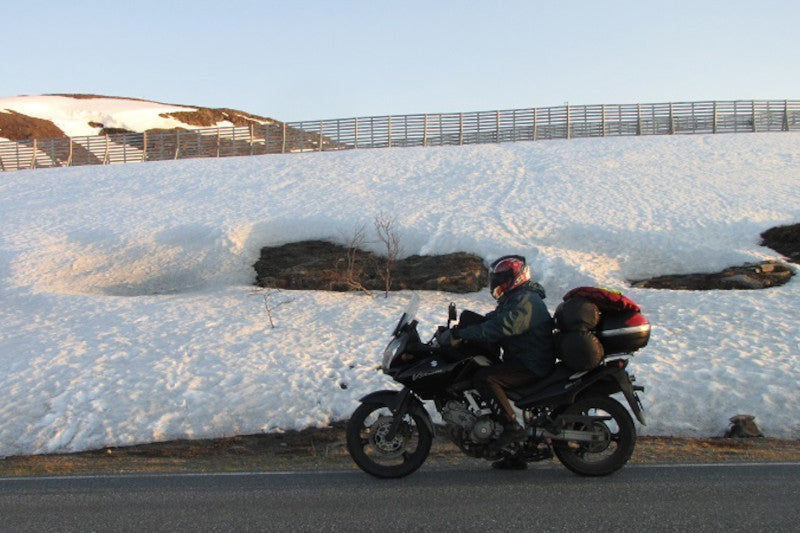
[505,363,574,401]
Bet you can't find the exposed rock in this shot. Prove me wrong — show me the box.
[761,223,800,263]
[724,414,764,438]
[631,260,794,290]
[253,240,488,293]
[254,223,800,294]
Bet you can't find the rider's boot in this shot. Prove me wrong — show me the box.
[491,454,528,470]
[489,420,526,453]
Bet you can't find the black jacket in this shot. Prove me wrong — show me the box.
[456,282,555,376]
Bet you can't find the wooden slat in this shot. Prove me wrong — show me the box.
[1,100,798,171]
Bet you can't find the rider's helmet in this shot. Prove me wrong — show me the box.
[488,255,531,300]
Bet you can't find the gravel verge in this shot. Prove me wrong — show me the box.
[2,424,798,477]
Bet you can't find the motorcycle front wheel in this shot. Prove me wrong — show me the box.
[552,395,635,476]
[346,401,432,478]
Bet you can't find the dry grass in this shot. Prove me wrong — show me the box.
[2,424,797,477]
[0,110,66,141]
[1,94,276,143]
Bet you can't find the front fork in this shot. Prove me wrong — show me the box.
[358,387,434,440]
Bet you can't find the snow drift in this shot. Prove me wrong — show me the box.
[1,131,799,457]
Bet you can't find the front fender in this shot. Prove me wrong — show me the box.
[359,390,407,411]
[358,388,434,436]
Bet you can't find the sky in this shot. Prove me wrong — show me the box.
[3,0,799,121]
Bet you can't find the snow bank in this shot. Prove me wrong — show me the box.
[0,95,200,137]
[1,132,799,457]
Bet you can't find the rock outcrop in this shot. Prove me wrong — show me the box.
[254,241,488,293]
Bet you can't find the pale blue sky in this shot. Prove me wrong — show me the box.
[4,0,798,121]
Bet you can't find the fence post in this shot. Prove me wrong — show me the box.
[783,100,790,131]
[3,98,798,173]
[669,103,675,134]
[600,105,606,136]
[636,104,642,135]
[713,102,718,134]
[514,109,520,141]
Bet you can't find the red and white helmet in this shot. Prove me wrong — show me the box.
[489,255,531,300]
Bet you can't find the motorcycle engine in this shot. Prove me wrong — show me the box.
[470,415,496,444]
[441,401,497,445]
[441,400,476,432]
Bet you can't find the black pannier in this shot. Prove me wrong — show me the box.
[553,297,604,371]
[556,329,605,371]
[554,288,651,371]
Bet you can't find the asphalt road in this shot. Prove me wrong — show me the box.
[2,463,799,532]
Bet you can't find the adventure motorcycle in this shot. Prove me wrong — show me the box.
[346,294,648,478]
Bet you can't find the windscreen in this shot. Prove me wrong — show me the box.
[392,293,420,336]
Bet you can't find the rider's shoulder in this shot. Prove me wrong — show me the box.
[508,281,546,301]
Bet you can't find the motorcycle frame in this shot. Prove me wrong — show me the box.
[359,357,645,444]
[514,360,646,425]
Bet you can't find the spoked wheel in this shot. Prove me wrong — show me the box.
[553,395,636,476]
[346,402,432,478]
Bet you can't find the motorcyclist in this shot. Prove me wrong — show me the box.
[439,255,555,469]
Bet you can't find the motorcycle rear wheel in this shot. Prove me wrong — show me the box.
[346,401,432,478]
[552,395,635,476]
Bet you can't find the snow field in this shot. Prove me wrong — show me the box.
[1,131,799,457]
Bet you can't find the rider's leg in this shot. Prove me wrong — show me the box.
[474,361,539,425]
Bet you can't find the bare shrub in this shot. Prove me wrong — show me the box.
[374,212,402,298]
[255,288,295,328]
[339,224,371,295]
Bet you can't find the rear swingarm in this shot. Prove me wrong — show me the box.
[538,414,612,442]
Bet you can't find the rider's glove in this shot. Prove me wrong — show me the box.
[439,328,462,347]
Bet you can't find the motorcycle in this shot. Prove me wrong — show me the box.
[346,294,648,478]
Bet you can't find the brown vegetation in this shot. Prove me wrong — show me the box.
[631,260,794,290]
[1,94,277,141]
[160,108,276,128]
[254,240,489,294]
[761,223,800,263]
[1,425,797,477]
[0,110,66,141]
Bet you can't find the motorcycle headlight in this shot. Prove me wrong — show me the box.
[381,336,407,371]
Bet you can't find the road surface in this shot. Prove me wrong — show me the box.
[1,463,799,532]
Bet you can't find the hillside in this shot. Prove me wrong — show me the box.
[0,98,799,457]
[0,94,277,141]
